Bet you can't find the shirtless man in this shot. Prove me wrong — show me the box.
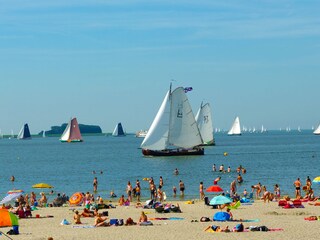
[251,183,262,199]
[294,178,301,198]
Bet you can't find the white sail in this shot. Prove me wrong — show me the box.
[60,119,71,141]
[112,124,118,136]
[141,90,170,150]
[228,116,241,135]
[313,123,320,135]
[195,102,214,145]
[17,125,24,139]
[42,130,46,138]
[168,87,203,148]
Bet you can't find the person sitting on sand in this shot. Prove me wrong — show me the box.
[118,195,125,206]
[138,211,148,224]
[39,192,47,207]
[24,204,32,217]
[74,210,82,224]
[81,208,94,217]
[226,208,233,220]
[262,186,271,203]
[94,213,109,227]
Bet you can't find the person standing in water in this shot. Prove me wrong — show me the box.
[93,177,98,192]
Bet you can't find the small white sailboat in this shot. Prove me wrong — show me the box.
[228,116,241,135]
[195,102,215,145]
[313,123,320,135]
[112,123,126,136]
[141,84,204,156]
[17,123,32,140]
[60,117,83,142]
[136,130,148,138]
[42,130,46,138]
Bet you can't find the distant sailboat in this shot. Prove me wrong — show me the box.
[112,123,126,136]
[141,84,204,156]
[60,117,83,142]
[313,123,320,135]
[17,123,32,140]
[136,130,148,138]
[42,130,46,138]
[195,102,215,145]
[228,117,241,135]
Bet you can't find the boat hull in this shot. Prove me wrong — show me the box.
[142,147,204,157]
[60,139,83,143]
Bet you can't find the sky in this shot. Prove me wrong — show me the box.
[1,0,320,134]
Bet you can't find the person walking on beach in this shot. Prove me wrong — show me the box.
[306,176,312,192]
[93,177,98,192]
[294,178,301,198]
[127,181,133,202]
[199,182,205,200]
[179,180,185,197]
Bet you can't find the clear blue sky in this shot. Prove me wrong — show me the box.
[1,0,319,134]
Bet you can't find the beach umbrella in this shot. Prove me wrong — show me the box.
[209,195,232,205]
[32,183,54,189]
[206,185,224,193]
[7,189,24,195]
[0,192,23,205]
[312,176,320,184]
[0,209,19,227]
[69,192,84,206]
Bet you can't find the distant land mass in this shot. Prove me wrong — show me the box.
[39,123,102,135]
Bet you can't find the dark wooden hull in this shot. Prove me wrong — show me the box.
[142,148,204,157]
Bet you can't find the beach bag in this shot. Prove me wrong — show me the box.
[250,226,269,232]
[110,219,118,226]
[117,219,124,226]
[102,211,108,216]
[200,217,211,222]
[125,217,134,225]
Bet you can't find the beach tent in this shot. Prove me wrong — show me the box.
[213,212,230,221]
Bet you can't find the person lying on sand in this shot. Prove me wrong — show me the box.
[95,213,109,227]
[204,225,230,232]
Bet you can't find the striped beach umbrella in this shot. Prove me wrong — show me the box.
[0,209,19,227]
[0,192,23,205]
[312,176,320,184]
[69,192,84,206]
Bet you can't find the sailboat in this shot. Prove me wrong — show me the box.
[60,117,83,142]
[313,123,320,135]
[195,102,215,145]
[42,130,46,138]
[17,123,32,140]
[228,116,241,135]
[141,85,204,156]
[112,123,126,136]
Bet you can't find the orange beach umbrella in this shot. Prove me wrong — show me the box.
[0,209,19,227]
[69,192,84,206]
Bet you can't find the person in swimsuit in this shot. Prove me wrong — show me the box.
[213,176,221,185]
[179,180,185,197]
[294,178,301,198]
[95,213,109,227]
[93,177,98,192]
[127,181,132,202]
[173,186,177,197]
[199,182,205,200]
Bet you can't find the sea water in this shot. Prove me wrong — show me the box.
[0,131,319,201]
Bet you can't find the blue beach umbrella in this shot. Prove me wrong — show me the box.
[209,195,232,205]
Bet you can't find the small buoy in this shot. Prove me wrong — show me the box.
[223,152,228,156]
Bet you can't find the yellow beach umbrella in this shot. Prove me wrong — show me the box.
[312,176,320,183]
[32,183,54,189]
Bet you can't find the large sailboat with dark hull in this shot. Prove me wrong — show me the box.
[141,85,204,157]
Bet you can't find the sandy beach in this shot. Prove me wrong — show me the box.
[2,198,320,240]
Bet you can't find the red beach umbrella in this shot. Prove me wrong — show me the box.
[206,185,224,193]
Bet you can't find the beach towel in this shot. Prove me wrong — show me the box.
[139,221,153,226]
[148,217,184,221]
[72,225,96,228]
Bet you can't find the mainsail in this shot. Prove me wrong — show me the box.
[141,86,203,155]
[17,123,31,140]
[112,123,126,136]
[313,123,320,135]
[60,118,83,142]
[228,116,241,135]
[195,102,215,145]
